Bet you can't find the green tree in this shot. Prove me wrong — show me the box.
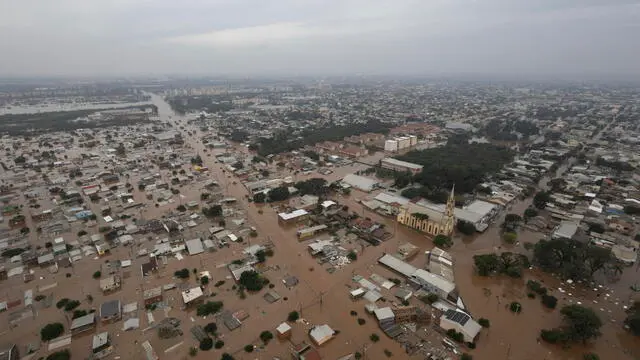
[174,268,190,279]
[200,276,209,286]
[204,322,217,334]
[260,330,274,344]
[93,271,101,279]
[510,302,522,313]
[202,205,223,217]
[583,353,600,360]
[542,295,558,309]
[370,334,380,342]
[221,353,234,360]
[214,340,225,349]
[560,305,603,344]
[624,302,640,336]
[287,311,299,322]
[533,191,551,209]
[433,234,453,248]
[46,350,71,360]
[199,337,213,351]
[268,186,290,202]
[478,318,490,328]
[456,220,476,235]
[524,207,538,219]
[41,322,64,341]
[347,250,357,261]
[253,192,266,203]
[197,301,224,316]
[244,344,254,353]
[238,271,266,292]
[503,232,517,244]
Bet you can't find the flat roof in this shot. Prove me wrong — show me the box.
[411,269,456,294]
[71,312,96,329]
[181,287,203,304]
[278,209,308,220]
[92,332,109,349]
[342,174,378,191]
[378,253,418,277]
[185,238,204,255]
[276,322,291,334]
[382,158,424,170]
[374,307,395,321]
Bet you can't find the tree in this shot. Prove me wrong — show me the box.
[174,268,190,279]
[202,205,223,217]
[504,213,522,223]
[559,305,602,344]
[502,232,517,244]
[347,250,357,261]
[533,239,614,281]
[221,353,234,360]
[446,329,464,342]
[249,229,258,237]
[93,271,101,279]
[238,270,266,292]
[541,329,567,344]
[533,191,551,209]
[199,337,213,351]
[253,192,266,203]
[583,353,600,360]
[214,340,225,349]
[56,298,70,309]
[354,352,362,360]
[1,247,25,257]
[624,302,640,336]
[542,295,558,309]
[260,330,274,344]
[41,322,64,341]
[200,276,209,286]
[524,208,538,219]
[433,234,453,248]
[456,220,476,235]
[370,333,380,342]
[288,311,300,322]
[268,186,290,202]
[478,318,490,328]
[244,344,254,353]
[461,354,473,360]
[64,300,81,311]
[204,322,217,334]
[473,254,501,276]
[177,204,186,212]
[197,301,224,316]
[46,350,71,360]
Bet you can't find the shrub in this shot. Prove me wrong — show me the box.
[244,344,254,353]
[200,276,209,286]
[35,294,46,302]
[461,354,473,360]
[354,352,362,360]
[583,353,600,360]
[199,337,213,351]
[41,322,64,341]
[238,270,265,292]
[249,230,258,237]
[540,329,566,344]
[542,295,558,309]
[214,340,224,349]
[510,302,522,313]
[478,318,490,328]
[221,353,234,360]
[370,334,380,342]
[93,271,101,279]
[288,311,300,322]
[503,232,517,244]
[189,347,198,357]
[526,280,547,295]
[528,293,536,299]
[347,250,357,261]
[446,329,464,342]
[384,349,392,357]
[260,330,274,343]
[358,318,366,325]
[350,310,357,316]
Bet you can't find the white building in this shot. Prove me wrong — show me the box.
[440,309,482,343]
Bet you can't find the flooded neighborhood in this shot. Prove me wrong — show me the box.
[0,79,639,360]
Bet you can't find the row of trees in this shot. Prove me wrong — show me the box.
[533,239,615,281]
[473,252,529,278]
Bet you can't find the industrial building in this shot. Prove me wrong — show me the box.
[380,158,424,174]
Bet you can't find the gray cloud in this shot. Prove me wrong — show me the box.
[0,0,639,77]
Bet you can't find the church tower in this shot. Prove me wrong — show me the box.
[442,185,456,235]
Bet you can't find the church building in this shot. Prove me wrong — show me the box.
[397,187,456,237]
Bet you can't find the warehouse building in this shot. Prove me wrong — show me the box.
[381,158,424,174]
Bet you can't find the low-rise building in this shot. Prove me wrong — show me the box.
[70,313,96,335]
[99,275,122,293]
[440,309,481,343]
[100,300,122,323]
[381,158,424,174]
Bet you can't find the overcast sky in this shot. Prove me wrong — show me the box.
[1,0,639,77]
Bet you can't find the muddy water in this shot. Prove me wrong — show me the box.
[144,94,640,360]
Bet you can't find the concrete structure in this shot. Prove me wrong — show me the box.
[440,309,481,343]
[341,174,379,192]
[381,158,424,174]
[552,221,579,240]
[278,209,309,225]
[99,275,122,293]
[276,322,292,340]
[70,312,97,335]
[0,345,18,360]
[143,287,163,307]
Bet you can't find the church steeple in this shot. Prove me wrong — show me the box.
[442,185,455,235]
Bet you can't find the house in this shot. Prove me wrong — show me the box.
[99,275,122,293]
[552,221,579,240]
[92,332,113,359]
[70,312,96,335]
[185,239,204,255]
[0,344,19,360]
[181,287,204,306]
[309,324,335,346]
[440,309,481,343]
[278,209,309,225]
[100,300,122,323]
[141,257,158,277]
[276,322,292,340]
[143,287,163,307]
